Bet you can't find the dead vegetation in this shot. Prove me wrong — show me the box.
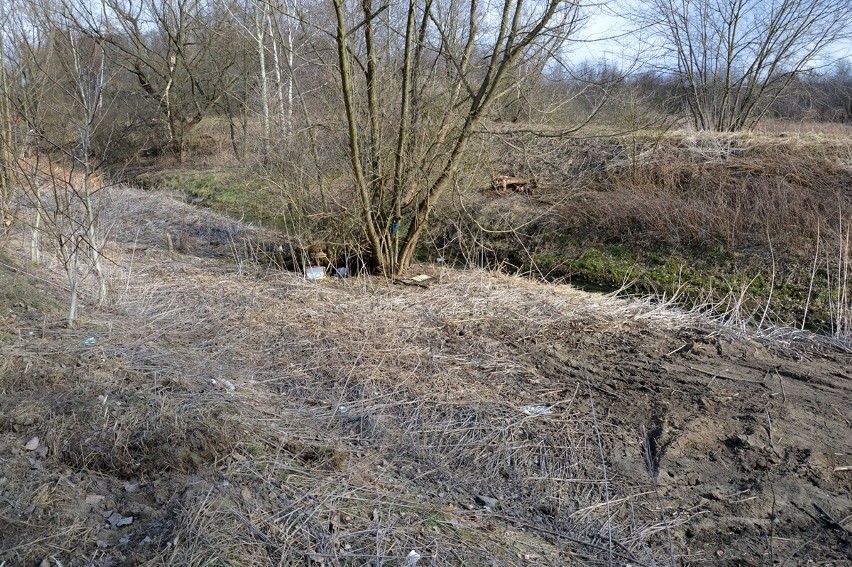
[1,186,851,565]
[448,132,852,337]
[484,131,852,254]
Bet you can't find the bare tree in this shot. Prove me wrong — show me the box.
[819,60,852,122]
[70,0,239,161]
[224,0,289,164]
[0,4,19,225]
[270,0,295,139]
[331,0,589,275]
[7,0,112,326]
[255,0,272,162]
[639,0,851,131]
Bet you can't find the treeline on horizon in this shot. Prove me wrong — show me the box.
[0,0,849,168]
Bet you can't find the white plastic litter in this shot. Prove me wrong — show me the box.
[305,266,325,280]
[519,404,552,416]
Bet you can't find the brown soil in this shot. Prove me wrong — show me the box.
[1,187,850,566]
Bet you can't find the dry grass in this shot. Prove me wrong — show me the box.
[561,134,851,254]
[456,131,852,340]
[0,186,718,565]
[479,131,852,256]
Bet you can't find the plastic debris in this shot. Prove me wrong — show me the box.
[405,550,422,566]
[82,337,97,346]
[519,404,552,416]
[305,266,325,280]
[211,379,236,392]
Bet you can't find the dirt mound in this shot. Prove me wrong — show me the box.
[1,187,850,565]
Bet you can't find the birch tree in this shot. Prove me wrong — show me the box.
[255,0,272,162]
[270,0,295,138]
[224,0,278,164]
[233,0,298,160]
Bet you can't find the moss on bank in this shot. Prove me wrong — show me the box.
[129,168,280,224]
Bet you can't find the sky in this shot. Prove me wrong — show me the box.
[569,0,852,73]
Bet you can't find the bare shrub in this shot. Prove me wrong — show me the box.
[483,133,852,256]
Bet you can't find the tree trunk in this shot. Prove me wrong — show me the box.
[31,206,41,263]
[256,0,271,163]
[0,21,15,209]
[66,239,79,328]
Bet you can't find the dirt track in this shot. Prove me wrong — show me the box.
[1,188,851,565]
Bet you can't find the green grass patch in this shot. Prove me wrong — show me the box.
[537,242,837,333]
[130,168,284,225]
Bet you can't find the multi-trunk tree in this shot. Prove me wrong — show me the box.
[68,0,240,162]
[641,0,851,132]
[330,0,589,275]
